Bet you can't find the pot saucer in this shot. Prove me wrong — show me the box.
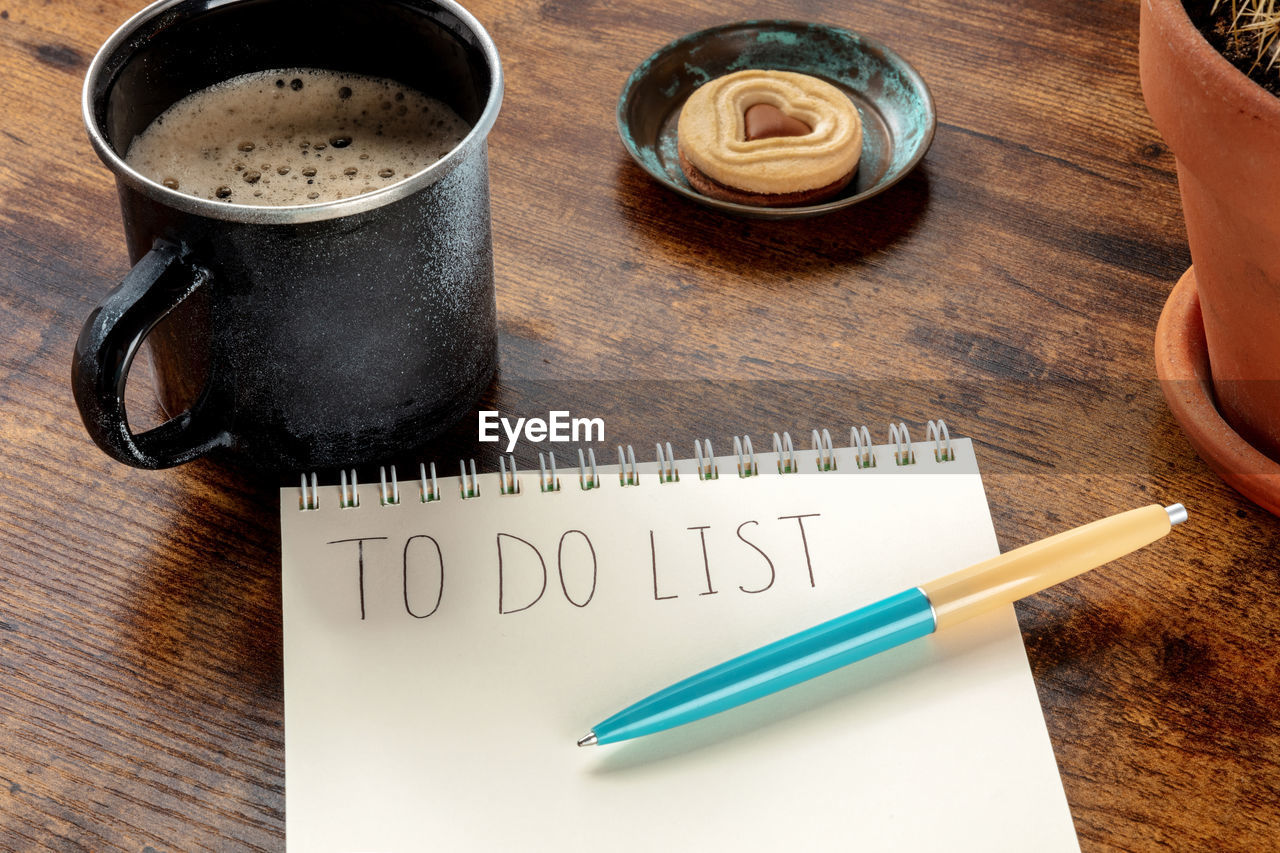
[1155,266,1280,515]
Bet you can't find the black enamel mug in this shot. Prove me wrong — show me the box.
[74,0,502,470]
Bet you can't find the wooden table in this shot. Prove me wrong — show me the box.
[2,0,1277,849]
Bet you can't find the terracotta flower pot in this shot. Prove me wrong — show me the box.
[1140,0,1280,464]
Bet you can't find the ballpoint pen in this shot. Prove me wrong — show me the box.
[578,502,1187,747]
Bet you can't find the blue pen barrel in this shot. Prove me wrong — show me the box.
[593,587,937,744]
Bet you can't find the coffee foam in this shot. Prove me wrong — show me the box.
[125,68,471,206]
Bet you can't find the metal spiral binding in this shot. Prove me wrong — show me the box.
[772,432,796,474]
[889,422,915,466]
[578,448,600,490]
[656,442,678,483]
[617,445,639,486]
[734,435,758,477]
[296,419,961,510]
[850,426,875,469]
[300,472,319,510]
[694,439,718,480]
[419,461,440,502]
[538,452,561,492]
[811,428,837,471]
[927,420,953,462]
[498,454,520,495]
[339,468,360,508]
[459,458,480,499]
[379,465,400,505]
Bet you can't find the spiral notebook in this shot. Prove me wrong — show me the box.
[281,424,1079,851]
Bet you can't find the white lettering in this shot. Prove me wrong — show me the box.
[477,410,605,452]
[573,417,605,443]
[478,410,500,443]
[549,410,571,442]
[502,416,526,453]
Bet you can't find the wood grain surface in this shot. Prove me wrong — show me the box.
[1,0,1277,849]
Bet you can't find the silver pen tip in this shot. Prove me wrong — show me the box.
[1165,503,1188,526]
[577,732,598,747]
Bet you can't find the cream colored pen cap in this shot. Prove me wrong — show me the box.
[921,504,1186,632]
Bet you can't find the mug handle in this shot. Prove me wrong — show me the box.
[72,238,231,469]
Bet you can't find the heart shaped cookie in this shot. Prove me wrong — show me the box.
[677,70,862,205]
[743,103,812,140]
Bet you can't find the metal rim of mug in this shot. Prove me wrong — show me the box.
[82,0,504,226]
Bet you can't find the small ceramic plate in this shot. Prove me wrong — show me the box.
[617,20,936,220]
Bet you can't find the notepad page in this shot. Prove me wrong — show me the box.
[281,438,1079,851]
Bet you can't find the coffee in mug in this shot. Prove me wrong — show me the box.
[125,68,470,206]
[75,0,503,471]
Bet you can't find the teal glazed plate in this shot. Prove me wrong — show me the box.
[617,21,936,220]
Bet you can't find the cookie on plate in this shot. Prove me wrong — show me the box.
[676,69,862,206]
